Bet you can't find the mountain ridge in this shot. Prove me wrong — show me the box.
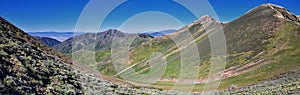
[54,29,150,53]
[256,3,299,23]
[54,29,129,53]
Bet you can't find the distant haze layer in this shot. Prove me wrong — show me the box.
[28,32,83,42]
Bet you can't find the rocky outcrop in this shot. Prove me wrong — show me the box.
[262,3,300,23]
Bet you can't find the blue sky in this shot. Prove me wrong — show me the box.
[1,0,299,33]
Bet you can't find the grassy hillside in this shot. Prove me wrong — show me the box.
[131,20,300,93]
[82,4,300,92]
[52,3,300,94]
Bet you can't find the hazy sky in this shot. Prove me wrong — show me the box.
[1,0,299,33]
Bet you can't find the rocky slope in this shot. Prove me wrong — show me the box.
[0,16,179,94]
[217,69,300,94]
[0,16,84,94]
[35,36,61,47]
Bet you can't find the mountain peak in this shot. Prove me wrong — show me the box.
[261,3,285,9]
[256,3,300,23]
[199,15,215,22]
[188,15,218,27]
[199,15,214,20]
[99,29,126,38]
[195,15,215,23]
[101,29,122,34]
[106,29,120,32]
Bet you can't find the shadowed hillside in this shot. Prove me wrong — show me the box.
[35,36,61,47]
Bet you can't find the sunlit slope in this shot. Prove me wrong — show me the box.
[94,3,300,91]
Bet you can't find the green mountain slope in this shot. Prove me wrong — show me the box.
[85,3,300,92]
[54,30,152,75]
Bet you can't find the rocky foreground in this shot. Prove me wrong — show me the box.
[217,69,300,95]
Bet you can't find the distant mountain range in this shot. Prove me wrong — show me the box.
[28,30,167,50]
[34,36,61,47]
[28,32,83,42]
[28,29,176,43]
[27,29,176,42]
